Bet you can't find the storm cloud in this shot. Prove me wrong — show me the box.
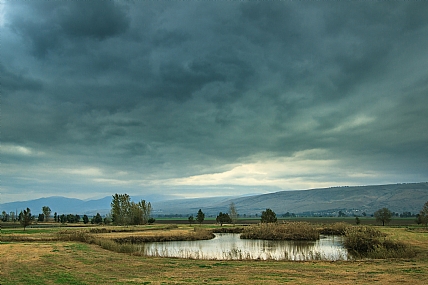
[1,1,428,202]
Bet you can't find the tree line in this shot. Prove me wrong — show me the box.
[3,199,428,229]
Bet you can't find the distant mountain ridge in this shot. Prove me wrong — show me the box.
[1,183,427,216]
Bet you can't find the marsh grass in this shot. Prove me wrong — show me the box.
[240,222,319,241]
[89,224,178,233]
[319,222,350,235]
[212,227,244,233]
[344,226,416,259]
[114,227,214,243]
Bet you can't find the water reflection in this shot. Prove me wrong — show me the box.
[139,233,348,260]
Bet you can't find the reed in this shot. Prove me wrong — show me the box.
[89,224,178,233]
[319,222,350,235]
[56,229,93,243]
[240,222,319,241]
[212,227,244,234]
[114,228,214,244]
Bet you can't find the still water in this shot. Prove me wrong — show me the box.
[139,233,348,260]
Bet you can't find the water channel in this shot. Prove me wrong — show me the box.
[139,233,349,260]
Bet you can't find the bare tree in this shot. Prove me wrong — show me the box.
[374,208,392,226]
[419,201,428,227]
[229,202,238,225]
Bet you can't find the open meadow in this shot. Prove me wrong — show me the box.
[1,223,428,284]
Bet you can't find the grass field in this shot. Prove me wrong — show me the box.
[1,224,428,284]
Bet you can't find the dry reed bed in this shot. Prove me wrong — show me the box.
[241,222,320,240]
[114,228,215,243]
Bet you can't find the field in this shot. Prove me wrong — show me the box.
[1,224,428,284]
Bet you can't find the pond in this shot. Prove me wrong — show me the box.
[138,233,349,260]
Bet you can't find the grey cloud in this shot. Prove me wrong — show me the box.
[7,1,129,57]
[2,1,428,202]
[58,1,129,40]
[0,63,43,93]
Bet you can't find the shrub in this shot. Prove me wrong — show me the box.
[343,226,415,258]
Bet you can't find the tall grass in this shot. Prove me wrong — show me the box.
[319,222,350,235]
[114,227,214,244]
[56,229,139,254]
[89,224,178,233]
[212,227,244,233]
[240,222,319,241]
[344,226,416,259]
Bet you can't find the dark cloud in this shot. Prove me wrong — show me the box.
[1,1,427,202]
[0,63,43,93]
[8,1,129,57]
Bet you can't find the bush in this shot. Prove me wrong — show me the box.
[343,226,415,258]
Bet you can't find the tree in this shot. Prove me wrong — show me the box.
[111,193,131,225]
[91,213,103,224]
[19,208,33,230]
[136,199,152,225]
[104,216,111,225]
[111,194,152,225]
[355,216,361,225]
[60,214,66,224]
[54,212,58,223]
[37,213,45,222]
[374,208,393,226]
[216,212,231,226]
[229,202,238,225]
[1,211,9,222]
[419,201,428,227]
[188,215,194,225]
[42,206,51,222]
[196,209,205,225]
[10,211,16,222]
[83,215,89,224]
[261,208,277,223]
[64,214,80,223]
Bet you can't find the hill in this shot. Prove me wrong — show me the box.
[1,183,427,217]
[152,182,428,216]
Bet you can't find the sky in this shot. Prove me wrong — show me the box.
[1,0,428,203]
